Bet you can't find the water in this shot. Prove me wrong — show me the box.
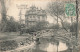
[32,41,68,52]
[46,41,68,52]
[47,43,57,52]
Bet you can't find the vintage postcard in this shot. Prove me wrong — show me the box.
[0,0,80,52]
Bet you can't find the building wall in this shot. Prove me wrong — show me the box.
[25,14,47,28]
[25,6,47,28]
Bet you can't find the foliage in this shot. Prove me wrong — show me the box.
[0,0,7,21]
[35,21,49,30]
[26,21,49,33]
[6,21,20,32]
[48,24,59,29]
[0,17,20,32]
[0,40,18,51]
[62,21,71,29]
[47,2,69,32]
[70,22,77,32]
[47,2,64,16]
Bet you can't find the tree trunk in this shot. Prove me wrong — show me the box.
[57,45,58,52]
[57,42,59,52]
[0,0,7,32]
[0,0,7,22]
[50,14,68,32]
[58,16,68,32]
[57,16,58,25]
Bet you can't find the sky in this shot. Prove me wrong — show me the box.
[6,0,56,23]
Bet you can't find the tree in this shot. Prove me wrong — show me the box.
[0,0,7,32]
[47,1,68,31]
[0,0,11,32]
[26,21,49,33]
[63,21,71,29]
[0,0,7,23]
[70,22,77,32]
[47,2,64,23]
[48,24,59,29]
[35,21,49,30]
[6,17,20,32]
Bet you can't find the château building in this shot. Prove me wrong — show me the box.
[25,5,47,28]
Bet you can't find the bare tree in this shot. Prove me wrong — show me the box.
[47,1,68,31]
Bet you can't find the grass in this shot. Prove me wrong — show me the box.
[0,32,19,41]
[0,32,33,51]
[0,32,32,42]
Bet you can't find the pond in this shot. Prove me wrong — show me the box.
[46,41,68,52]
[32,38,68,52]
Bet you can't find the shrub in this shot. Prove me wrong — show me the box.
[0,40,18,51]
[70,22,77,32]
[0,17,20,32]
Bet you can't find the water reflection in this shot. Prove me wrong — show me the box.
[47,43,57,52]
[46,41,68,52]
[58,41,68,51]
[32,39,68,52]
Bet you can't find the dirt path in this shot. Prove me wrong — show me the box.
[3,42,35,52]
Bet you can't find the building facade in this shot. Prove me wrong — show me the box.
[25,6,47,28]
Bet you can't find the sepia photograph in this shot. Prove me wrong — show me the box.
[0,0,80,52]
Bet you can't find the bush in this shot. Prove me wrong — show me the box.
[0,17,20,32]
[25,21,49,33]
[70,22,77,32]
[5,20,20,32]
[48,24,59,29]
[0,40,18,51]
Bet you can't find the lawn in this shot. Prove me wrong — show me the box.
[0,32,32,42]
[0,32,33,51]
